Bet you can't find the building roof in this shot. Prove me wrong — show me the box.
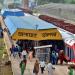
[4,15,56,35]
[39,15,75,34]
[1,9,24,17]
[58,29,75,46]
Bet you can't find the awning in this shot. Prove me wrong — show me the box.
[58,28,75,51]
[4,16,62,40]
[65,38,75,46]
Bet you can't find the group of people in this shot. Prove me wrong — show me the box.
[19,59,55,75]
[50,50,70,65]
[14,48,74,75]
[10,44,56,75]
[10,45,35,59]
[10,45,19,58]
[10,45,36,75]
[50,51,58,65]
[34,60,56,75]
[10,44,71,75]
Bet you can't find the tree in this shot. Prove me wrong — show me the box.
[71,0,75,4]
[34,0,75,5]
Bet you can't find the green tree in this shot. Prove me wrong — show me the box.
[37,0,49,5]
[35,0,75,4]
[71,0,75,3]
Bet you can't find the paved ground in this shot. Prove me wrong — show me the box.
[0,16,69,75]
[10,55,68,75]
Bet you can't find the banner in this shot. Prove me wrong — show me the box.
[12,29,62,40]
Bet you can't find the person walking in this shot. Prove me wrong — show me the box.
[59,50,65,64]
[18,45,22,58]
[21,49,27,60]
[20,59,27,75]
[10,48,13,56]
[56,52,59,64]
[28,50,33,62]
[31,47,35,58]
[40,60,45,74]
[51,51,56,64]
[46,61,55,75]
[11,45,15,57]
[33,60,39,75]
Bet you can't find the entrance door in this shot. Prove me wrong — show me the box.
[34,45,52,62]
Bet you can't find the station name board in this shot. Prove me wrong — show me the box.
[12,29,62,40]
[18,32,56,38]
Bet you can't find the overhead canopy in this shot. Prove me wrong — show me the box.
[1,9,24,17]
[65,38,75,46]
[34,45,52,49]
[58,28,75,47]
[4,15,62,40]
[39,15,75,34]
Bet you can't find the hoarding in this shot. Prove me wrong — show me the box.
[12,29,62,40]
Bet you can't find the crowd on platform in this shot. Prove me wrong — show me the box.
[9,43,74,75]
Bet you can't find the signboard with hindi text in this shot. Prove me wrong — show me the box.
[12,28,62,40]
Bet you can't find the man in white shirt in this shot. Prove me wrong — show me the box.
[40,61,45,74]
[46,62,55,75]
[21,50,27,60]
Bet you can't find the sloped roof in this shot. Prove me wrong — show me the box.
[58,29,75,46]
[4,15,56,35]
[1,9,24,16]
[65,38,75,46]
[39,15,75,34]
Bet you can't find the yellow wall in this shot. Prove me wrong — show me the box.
[12,28,62,40]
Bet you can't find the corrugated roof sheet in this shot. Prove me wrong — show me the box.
[39,15,75,34]
[4,17,17,35]
[4,15,56,35]
[1,9,24,16]
[2,11,24,16]
[58,29,75,46]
